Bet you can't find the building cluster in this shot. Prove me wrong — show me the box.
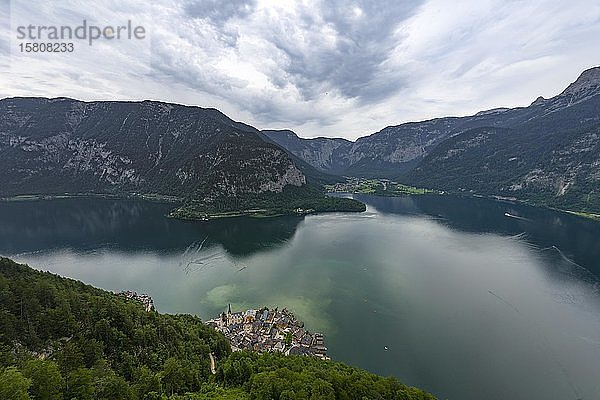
[326,177,362,193]
[326,177,394,192]
[207,305,329,360]
[116,290,155,312]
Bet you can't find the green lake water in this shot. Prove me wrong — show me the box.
[1,194,599,400]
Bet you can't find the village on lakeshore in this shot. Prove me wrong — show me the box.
[207,305,329,360]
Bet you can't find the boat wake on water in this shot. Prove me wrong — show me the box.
[487,290,520,313]
[541,246,598,281]
[180,236,227,274]
[504,212,532,222]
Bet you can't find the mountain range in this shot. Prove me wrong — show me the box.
[265,66,600,214]
[0,97,362,217]
[0,98,305,197]
[1,67,598,216]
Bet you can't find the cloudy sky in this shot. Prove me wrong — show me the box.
[1,0,599,140]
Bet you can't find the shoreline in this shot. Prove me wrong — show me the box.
[326,178,600,222]
[0,192,183,204]
[167,206,319,221]
[3,190,598,223]
[0,191,365,221]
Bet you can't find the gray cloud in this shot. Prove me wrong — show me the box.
[147,0,423,128]
[255,1,422,103]
[184,0,257,25]
[301,0,422,101]
[2,0,600,140]
[0,0,10,57]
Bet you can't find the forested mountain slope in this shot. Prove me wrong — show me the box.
[0,98,364,216]
[405,69,600,213]
[0,98,304,198]
[266,67,600,213]
[265,67,600,182]
[0,257,435,400]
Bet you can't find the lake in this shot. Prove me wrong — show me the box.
[1,194,599,400]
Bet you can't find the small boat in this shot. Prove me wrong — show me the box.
[384,346,388,351]
[504,212,531,221]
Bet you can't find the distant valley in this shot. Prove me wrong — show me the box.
[265,67,600,214]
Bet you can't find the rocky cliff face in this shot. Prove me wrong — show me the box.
[406,99,600,212]
[266,67,600,180]
[557,66,600,104]
[264,110,535,178]
[0,98,306,200]
[3,67,598,213]
[266,66,600,212]
[262,130,352,174]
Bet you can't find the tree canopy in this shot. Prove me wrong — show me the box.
[0,257,434,399]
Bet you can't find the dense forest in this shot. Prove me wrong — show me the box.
[0,257,434,400]
[170,185,366,220]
